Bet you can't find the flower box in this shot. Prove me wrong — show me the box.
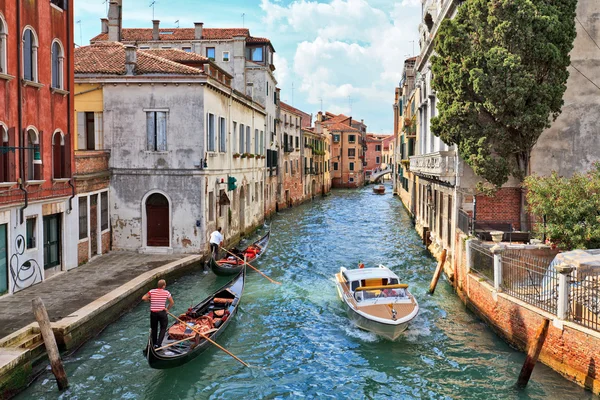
[233,153,241,158]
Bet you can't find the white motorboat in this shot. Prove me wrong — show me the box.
[335,265,418,340]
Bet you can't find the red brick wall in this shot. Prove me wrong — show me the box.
[78,240,88,265]
[475,187,521,229]
[75,151,110,175]
[101,231,111,253]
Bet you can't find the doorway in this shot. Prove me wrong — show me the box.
[146,193,170,247]
[90,194,98,256]
[239,186,246,232]
[43,214,61,270]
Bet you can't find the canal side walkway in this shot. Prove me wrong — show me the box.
[0,251,204,398]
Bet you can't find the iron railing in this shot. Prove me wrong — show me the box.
[501,250,559,314]
[469,241,494,283]
[569,274,600,332]
[458,209,473,234]
[473,220,530,243]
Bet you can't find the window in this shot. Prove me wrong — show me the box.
[146,111,167,151]
[333,134,340,143]
[101,192,109,231]
[22,28,38,82]
[26,128,40,181]
[182,46,192,53]
[223,51,230,62]
[249,47,263,62]
[52,131,66,179]
[260,131,264,155]
[349,162,355,171]
[50,0,67,10]
[79,197,88,240]
[0,124,11,182]
[348,135,356,143]
[246,184,250,206]
[0,15,7,74]
[207,113,215,152]
[77,112,102,150]
[255,183,259,202]
[206,47,215,61]
[208,191,214,221]
[239,124,245,153]
[26,217,36,249]
[218,189,225,217]
[285,161,288,174]
[375,145,381,152]
[219,117,226,152]
[295,136,299,149]
[348,148,356,158]
[232,122,237,153]
[246,126,251,154]
[266,82,269,96]
[254,129,259,154]
[376,156,380,164]
[349,177,354,183]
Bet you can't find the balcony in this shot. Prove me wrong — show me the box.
[409,151,456,184]
[284,143,294,153]
[305,167,316,175]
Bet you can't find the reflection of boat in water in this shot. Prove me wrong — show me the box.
[144,268,245,369]
[334,265,418,340]
[373,185,385,194]
[210,230,270,276]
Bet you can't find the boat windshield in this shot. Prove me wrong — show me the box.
[354,287,407,302]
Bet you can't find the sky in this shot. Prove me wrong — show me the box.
[74,0,422,133]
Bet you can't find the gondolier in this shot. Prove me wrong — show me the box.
[142,280,175,348]
[210,227,224,258]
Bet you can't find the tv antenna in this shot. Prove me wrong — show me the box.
[103,0,109,15]
[149,1,156,20]
[409,40,415,56]
[174,20,179,28]
[319,98,323,111]
[241,13,245,28]
[76,20,83,45]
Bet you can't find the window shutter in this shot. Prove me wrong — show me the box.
[146,112,155,151]
[36,131,43,181]
[77,112,86,150]
[94,112,103,150]
[7,128,16,182]
[157,112,167,151]
[64,133,71,178]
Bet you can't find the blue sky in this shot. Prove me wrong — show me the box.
[75,0,422,133]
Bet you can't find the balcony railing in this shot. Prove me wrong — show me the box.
[284,143,293,153]
[409,151,456,183]
[305,167,316,175]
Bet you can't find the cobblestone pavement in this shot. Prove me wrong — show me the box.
[0,251,194,339]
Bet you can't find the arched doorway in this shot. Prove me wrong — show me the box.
[146,193,170,247]
[239,186,245,232]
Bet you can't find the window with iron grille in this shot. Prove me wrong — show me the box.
[101,192,109,231]
[79,197,88,240]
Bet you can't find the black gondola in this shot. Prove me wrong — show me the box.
[210,230,270,276]
[144,267,245,369]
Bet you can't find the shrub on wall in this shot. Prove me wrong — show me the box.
[525,163,600,250]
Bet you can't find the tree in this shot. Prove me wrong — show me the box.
[430,0,578,188]
[524,164,600,250]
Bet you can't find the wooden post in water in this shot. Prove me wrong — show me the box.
[516,318,550,388]
[32,297,69,391]
[428,249,447,295]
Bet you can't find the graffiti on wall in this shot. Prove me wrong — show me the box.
[9,235,42,293]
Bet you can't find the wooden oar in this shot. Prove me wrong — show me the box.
[166,311,250,368]
[155,328,219,352]
[220,247,281,285]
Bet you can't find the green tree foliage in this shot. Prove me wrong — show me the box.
[431,0,577,187]
[525,164,600,250]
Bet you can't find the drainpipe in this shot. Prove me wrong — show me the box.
[18,181,27,225]
[66,3,74,214]
[17,0,27,225]
[67,179,75,214]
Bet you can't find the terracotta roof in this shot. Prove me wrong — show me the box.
[280,101,305,116]
[327,122,359,132]
[323,113,351,125]
[74,42,203,76]
[141,49,209,64]
[90,28,273,48]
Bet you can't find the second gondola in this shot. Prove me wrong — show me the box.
[210,230,270,276]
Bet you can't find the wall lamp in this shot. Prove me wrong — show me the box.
[0,145,42,164]
[194,158,208,169]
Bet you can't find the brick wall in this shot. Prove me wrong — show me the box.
[75,151,110,175]
[78,241,88,265]
[475,187,521,229]
[101,231,111,253]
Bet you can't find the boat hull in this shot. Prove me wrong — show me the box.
[341,300,409,340]
[211,231,270,276]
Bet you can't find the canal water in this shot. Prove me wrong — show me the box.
[19,184,592,399]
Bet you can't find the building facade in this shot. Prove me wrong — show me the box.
[0,0,78,295]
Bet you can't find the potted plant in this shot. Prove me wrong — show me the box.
[241,153,248,159]
[248,153,255,159]
[233,153,241,158]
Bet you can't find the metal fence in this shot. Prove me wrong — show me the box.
[500,250,558,314]
[469,241,494,283]
[458,209,472,234]
[569,274,600,332]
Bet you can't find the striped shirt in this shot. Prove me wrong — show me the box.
[148,288,171,312]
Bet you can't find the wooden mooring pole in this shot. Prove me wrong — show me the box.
[516,318,550,388]
[428,249,447,295]
[32,297,69,391]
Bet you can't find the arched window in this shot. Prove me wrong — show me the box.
[52,130,66,179]
[26,128,40,181]
[0,13,7,74]
[22,27,38,82]
[51,40,64,89]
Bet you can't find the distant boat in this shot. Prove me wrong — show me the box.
[373,185,385,194]
[210,230,270,276]
[144,267,245,369]
[334,265,419,340]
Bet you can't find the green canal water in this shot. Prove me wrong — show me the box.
[18,184,593,399]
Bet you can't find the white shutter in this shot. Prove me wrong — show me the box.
[146,112,155,151]
[157,112,167,151]
[77,112,86,150]
[94,112,103,150]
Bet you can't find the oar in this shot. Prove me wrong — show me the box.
[166,311,250,368]
[220,247,281,285]
[154,328,219,352]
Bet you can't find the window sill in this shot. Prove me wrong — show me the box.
[0,182,16,188]
[51,87,69,97]
[25,180,46,186]
[0,73,15,82]
[52,178,71,184]
[144,151,169,155]
[22,80,44,89]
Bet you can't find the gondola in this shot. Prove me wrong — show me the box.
[144,267,245,369]
[210,230,270,276]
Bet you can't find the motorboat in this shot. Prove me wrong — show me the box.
[373,185,385,194]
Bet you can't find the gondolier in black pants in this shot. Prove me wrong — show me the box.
[209,227,224,259]
[142,279,175,348]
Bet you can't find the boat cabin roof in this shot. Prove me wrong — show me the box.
[343,266,398,282]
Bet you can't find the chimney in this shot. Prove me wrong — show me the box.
[194,22,204,40]
[101,18,109,34]
[124,45,137,76]
[107,0,122,42]
[317,111,323,122]
[152,20,160,41]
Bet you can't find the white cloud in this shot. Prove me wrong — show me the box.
[273,53,290,88]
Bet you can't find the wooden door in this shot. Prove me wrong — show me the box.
[146,194,169,247]
[90,194,98,255]
[43,214,61,270]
